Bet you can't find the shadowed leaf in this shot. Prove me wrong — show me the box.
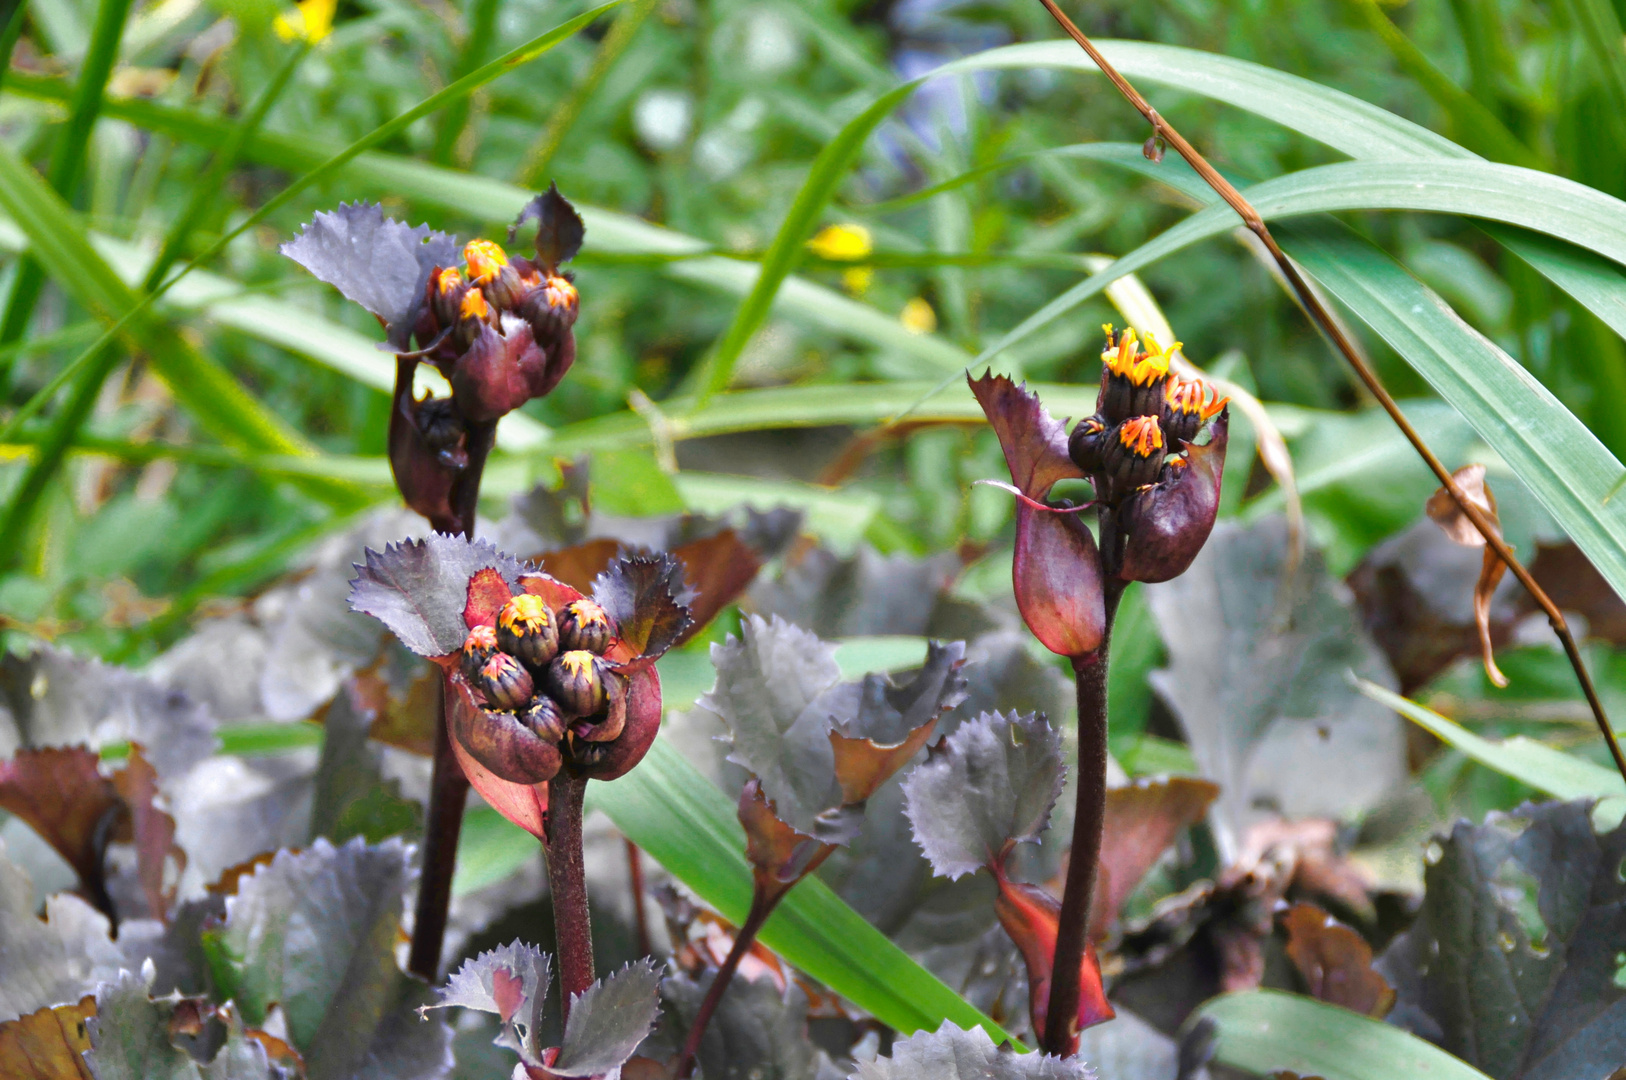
[1092,776,1220,939]
[510,184,584,271]
[593,553,694,661]
[424,940,550,1061]
[349,534,525,657]
[827,641,968,804]
[110,746,184,922]
[655,973,840,1080]
[552,959,662,1077]
[852,1021,1094,1079]
[901,712,1064,880]
[0,747,122,912]
[749,545,961,639]
[1282,902,1394,1019]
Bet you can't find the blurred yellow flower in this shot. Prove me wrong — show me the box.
[841,267,874,296]
[274,0,335,43]
[808,223,872,261]
[900,297,937,335]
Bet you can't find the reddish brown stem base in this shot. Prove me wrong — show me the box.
[409,678,470,980]
[546,773,596,1019]
[1043,580,1123,1057]
[626,838,652,959]
[674,889,778,1079]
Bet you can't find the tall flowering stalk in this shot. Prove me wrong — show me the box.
[283,187,585,979]
[970,324,1228,1055]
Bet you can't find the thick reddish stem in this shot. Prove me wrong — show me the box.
[1042,580,1122,1056]
[409,677,470,979]
[546,773,595,1018]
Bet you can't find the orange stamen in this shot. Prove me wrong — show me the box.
[1118,416,1164,457]
[1166,376,1229,420]
[1101,325,1173,386]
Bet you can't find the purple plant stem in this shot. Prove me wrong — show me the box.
[408,677,470,980]
[546,772,596,1018]
[1042,576,1124,1057]
[674,889,776,1079]
[627,837,652,959]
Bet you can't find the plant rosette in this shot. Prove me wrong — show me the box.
[350,534,692,837]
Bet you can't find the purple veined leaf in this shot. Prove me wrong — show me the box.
[281,202,460,352]
[421,940,552,1062]
[967,371,1084,500]
[592,552,695,663]
[900,711,1065,881]
[549,958,662,1077]
[853,1020,1095,1079]
[509,183,586,272]
[347,534,527,657]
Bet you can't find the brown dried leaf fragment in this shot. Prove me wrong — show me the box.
[1281,902,1394,1018]
[0,747,122,915]
[1091,776,1220,940]
[1426,464,1509,687]
[0,997,95,1080]
[111,745,184,923]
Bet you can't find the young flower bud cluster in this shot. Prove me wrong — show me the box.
[461,593,627,755]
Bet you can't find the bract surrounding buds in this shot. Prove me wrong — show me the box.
[498,593,560,671]
[1097,324,1172,423]
[558,599,613,654]
[478,652,535,712]
[992,871,1114,1050]
[1118,412,1229,583]
[547,650,608,717]
[969,371,1105,659]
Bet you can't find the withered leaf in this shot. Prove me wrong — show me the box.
[1425,464,1509,687]
[900,712,1065,880]
[1281,902,1394,1019]
[349,534,526,657]
[1091,776,1220,939]
[739,779,832,901]
[110,745,184,923]
[0,997,94,1080]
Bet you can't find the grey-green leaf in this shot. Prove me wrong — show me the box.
[0,842,122,1023]
[900,711,1064,880]
[422,939,551,1060]
[551,959,662,1077]
[657,973,841,1080]
[851,1021,1093,1080]
[348,534,526,658]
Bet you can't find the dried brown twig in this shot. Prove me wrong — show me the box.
[1034,0,1626,786]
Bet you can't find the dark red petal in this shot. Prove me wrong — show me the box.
[1119,411,1228,584]
[968,370,1085,499]
[1013,502,1105,658]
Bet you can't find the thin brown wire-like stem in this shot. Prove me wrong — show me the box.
[673,889,776,1079]
[1043,576,1123,1057]
[1034,0,1626,786]
[546,773,596,1020]
[626,838,653,959]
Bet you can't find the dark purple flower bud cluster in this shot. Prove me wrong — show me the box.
[283,186,585,533]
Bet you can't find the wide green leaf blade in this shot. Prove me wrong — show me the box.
[1198,989,1493,1080]
[1354,677,1625,801]
[583,737,1019,1048]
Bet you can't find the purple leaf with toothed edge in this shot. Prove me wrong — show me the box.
[550,958,662,1077]
[900,711,1065,880]
[851,1021,1095,1079]
[348,534,527,657]
[509,183,585,271]
[421,940,551,1061]
[592,552,694,661]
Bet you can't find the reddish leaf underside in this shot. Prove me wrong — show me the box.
[111,745,184,923]
[1091,776,1220,940]
[0,746,122,902]
[1281,901,1395,1018]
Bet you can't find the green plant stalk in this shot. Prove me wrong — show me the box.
[431,0,501,166]
[1032,0,1626,789]
[0,0,134,372]
[1042,572,1123,1057]
[514,0,659,186]
[0,41,313,567]
[0,0,28,100]
[545,773,595,1018]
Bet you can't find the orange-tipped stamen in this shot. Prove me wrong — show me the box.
[1166,376,1229,421]
[463,239,510,285]
[1118,416,1164,457]
[1101,325,1172,386]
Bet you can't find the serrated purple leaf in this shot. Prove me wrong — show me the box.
[827,640,969,746]
[900,711,1065,880]
[509,182,584,270]
[592,552,694,660]
[281,202,459,350]
[853,1021,1095,1079]
[550,958,661,1076]
[348,534,527,657]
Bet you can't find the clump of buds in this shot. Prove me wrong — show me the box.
[283,185,585,533]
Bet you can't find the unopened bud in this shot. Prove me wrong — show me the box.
[558,599,612,654]
[548,650,607,716]
[477,652,534,712]
[497,593,560,670]
[521,696,568,742]
[1068,415,1107,474]
[518,273,579,348]
[461,625,499,684]
[430,266,467,329]
[1101,416,1166,495]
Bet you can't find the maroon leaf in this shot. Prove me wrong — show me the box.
[465,566,516,631]
[110,745,184,923]
[828,640,968,805]
[510,183,585,271]
[1281,902,1394,1019]
[967,371,1084,499]
[592,553,694,662]
[349,534,525,657]
[991,871,1115,1046]
[0,747,122,912]
[1090,776,1220,940]
[446,671,563,787]
[1118,411,1228,584]
[1013,503,1105,658]
[739,779,833,906]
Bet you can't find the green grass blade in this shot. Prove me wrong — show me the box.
[1198,990,1493,1080]
[1354,677,1624,801]
[430,0,502,165]
[1564,0,1626,121]
[584,737,1020,1047]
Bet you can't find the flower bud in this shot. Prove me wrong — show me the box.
[1160,375,1227,446]
[461,624,499,683]
[521,695,568,742]
[430,266,467,329]
[558,599,613,654]
[548,650,607,716]
[1118,411,1228,583]
[1096,325,1172,424]
[517,273,579,349]
[497,593,560,670]
[1100,415,1166,497]
[477,651,534,712]
[1068,415,1107,474]
[464,239,530,311]
[451,287,493,353]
